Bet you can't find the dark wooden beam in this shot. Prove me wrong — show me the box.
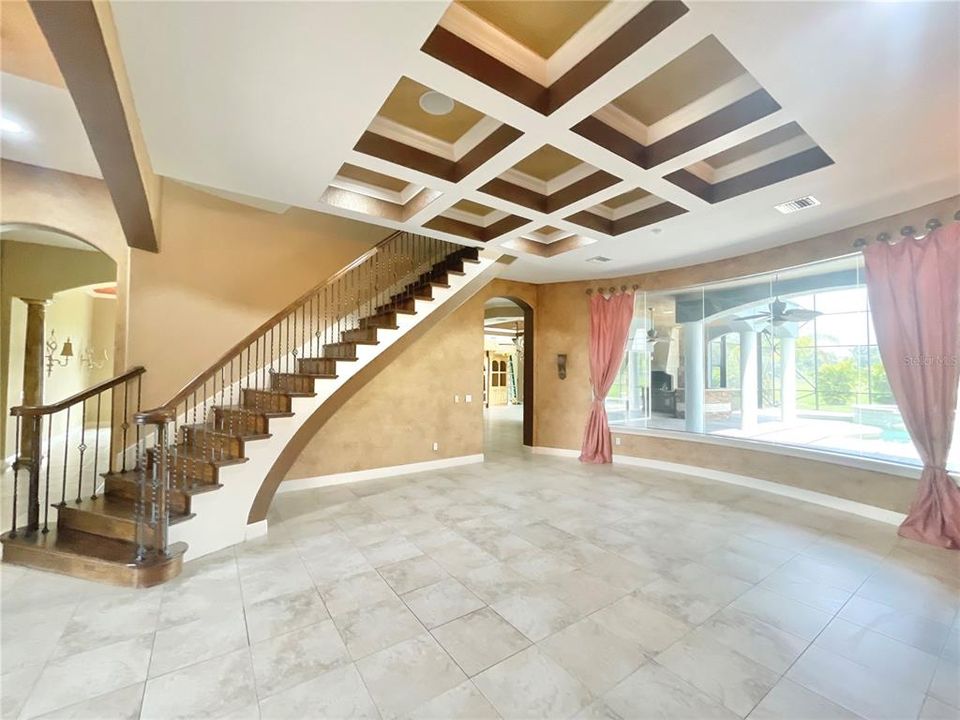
[29,0,158,252]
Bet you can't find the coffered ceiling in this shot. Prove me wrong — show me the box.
[17,0,957,282]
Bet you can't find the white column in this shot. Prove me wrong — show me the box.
[781,334,797,423]
[740,330,758,429]
[683,321,704,433]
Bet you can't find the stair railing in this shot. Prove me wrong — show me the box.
[134,231,462,514]
[7,367,146,539]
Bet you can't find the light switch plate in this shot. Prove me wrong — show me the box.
[465,394,472,403]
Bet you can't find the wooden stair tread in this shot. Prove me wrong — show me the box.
[106,470,222,496]
[168,446,249,467]
[2,527,185,564]
[181,425,272,442]
[59,496,193,525]
[215,405,295,418]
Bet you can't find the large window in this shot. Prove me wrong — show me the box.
[607,254,960,471]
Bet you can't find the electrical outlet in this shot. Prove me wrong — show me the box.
[465,394,472,403]
[432,442,439,452]
[615,436,621,446]
[455,394,460,403]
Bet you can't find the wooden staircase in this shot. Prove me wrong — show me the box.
[1,240,484,586]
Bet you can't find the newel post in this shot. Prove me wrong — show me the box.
[133,408,176,561]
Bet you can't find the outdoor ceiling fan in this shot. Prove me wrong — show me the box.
[646,308,670,346]
[733,297,821,326]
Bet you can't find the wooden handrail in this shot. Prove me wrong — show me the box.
[151,230,404,412]
[10,366,146,417]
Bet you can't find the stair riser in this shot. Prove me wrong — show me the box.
[214,409,268,435]
[270,374,316,394]
[181,428,243,458]
[297,358,338,375]
[341,327,378,344]
[169,455,217,484]
[105,477,190,515]
[58,506,137,543]
[359,314,398,330]
[241,389,292,413]
[322,343,357,360]
[375,298,416,315]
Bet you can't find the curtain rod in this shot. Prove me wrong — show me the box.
[585,284,639,296]
[852,210,960,248]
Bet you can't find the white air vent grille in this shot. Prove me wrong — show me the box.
[586,256,612,263]
[775,196,820,214]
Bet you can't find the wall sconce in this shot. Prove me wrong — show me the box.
[45,330,73,377]
[80,347,108,370]
[557,354,567,380]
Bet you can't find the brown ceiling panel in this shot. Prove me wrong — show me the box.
[377,77,485,143]
[337,163,410,193]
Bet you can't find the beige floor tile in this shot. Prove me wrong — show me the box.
[52,591,162,658]
[838,595,951,657]
[21,634,153,718]
[378,554,448,594]
[591,592,691,653]
[918,694,959,720]
[402,680,499,720]
[319,569,395,617]
[786,645,926,720]
[602,662,739,720]
[656,628,780,717]
[730,587,833,641]
[32,682,145,720]
[251,619,350,698]
[543,569,628,615]
[473,646,593,720]
[149,608,248,677]
[639,562,751,624]
[432,607,530,676]
[333,596,424,660]
[490,589,581,642]
[701,607,809,674]
[402,578,486,629]
[539,617,648,695]
[459,563,536,604]
[748,678,863,720]
[760,569,853,613]
[357,633,466,717]
[244,587,329,644]
[814,617,939,692]
[362,537,425,568]
[928,657,960,710]
[259,663,379,719]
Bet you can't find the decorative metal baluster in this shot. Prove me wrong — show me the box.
[92,394,102,499]
[121,380,130,472]
[219,366,226,460]
[135,429,148,562]
[60,407,70,506]
[76,399,86,503]
[10,417,20,536]
[43,417,52,531]
[136,375,142,458]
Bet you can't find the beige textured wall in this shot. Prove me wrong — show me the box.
[285,279,537,479]
[127,180,388,409]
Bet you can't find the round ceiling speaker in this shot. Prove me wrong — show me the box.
[419,90,455,116]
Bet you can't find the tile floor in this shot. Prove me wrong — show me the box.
[1,407,958,719]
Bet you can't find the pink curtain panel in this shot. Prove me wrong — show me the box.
[864,221,960,549]
[580,292,634,463]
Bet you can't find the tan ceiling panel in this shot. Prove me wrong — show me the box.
[513,145,583,181]
[377,76,484,143]
[704,121,807,169]
[536,225,561,235]
[458,0,608,59]
[0,0,65,87]
[602,188,651,209]
[611,36,747,125]
[338,163,410,193]
[453,199,495,216]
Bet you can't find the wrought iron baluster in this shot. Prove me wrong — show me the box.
[42,416,51,531]
[76,399,86,503]
[92,393,101,499]
[60,407,70,506]
[11,417,20,536]
[121,380,130,472]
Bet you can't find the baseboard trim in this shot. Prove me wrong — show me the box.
[612,454,907,526]
[244,519,268,541]
[531,446,580,458]
[278,454,485,494]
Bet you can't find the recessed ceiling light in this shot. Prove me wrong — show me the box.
[586,255,612,263]
[775,195,820,214]
[419,91,455,116]
[1,116,26,134]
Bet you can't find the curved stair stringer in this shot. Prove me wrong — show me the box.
[168,253,510,560]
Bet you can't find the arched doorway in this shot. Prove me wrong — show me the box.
[483,296,534,451]
[0,225,117,465]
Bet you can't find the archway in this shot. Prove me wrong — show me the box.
[0,224,117,464]
[483,296,534,451]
